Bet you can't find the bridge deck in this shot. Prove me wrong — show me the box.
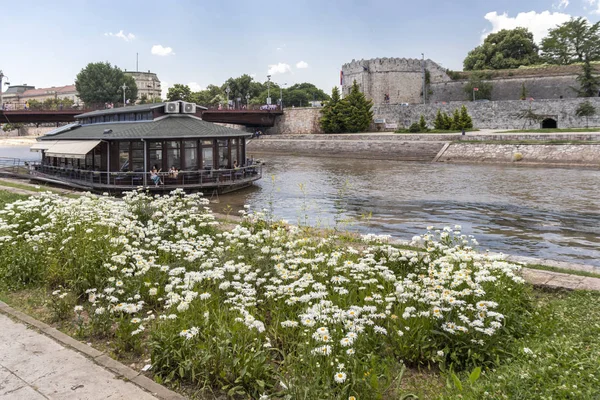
[0,109,283,126]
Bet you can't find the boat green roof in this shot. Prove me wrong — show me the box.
[41,114,251,140]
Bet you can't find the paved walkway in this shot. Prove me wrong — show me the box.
[0,312,158,400]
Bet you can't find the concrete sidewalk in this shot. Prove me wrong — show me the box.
[0,312,160,399]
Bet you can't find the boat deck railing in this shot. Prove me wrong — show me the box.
[30,163,262,190]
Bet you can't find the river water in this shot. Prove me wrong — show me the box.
[218,155,600,267]
[1,145,598,267]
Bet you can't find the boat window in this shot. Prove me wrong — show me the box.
[166,141,181,170]
[183,140,198,170]
[119,141,130,171]
[217,139,229,169]
[131,141,144,172]
[149,141,163,171]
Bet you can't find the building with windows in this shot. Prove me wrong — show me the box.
[30,101,260,192]
[124,70,162,102]
[2,84,80,109]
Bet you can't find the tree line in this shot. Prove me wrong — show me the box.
[166,75,330,108]
[464,17,600,70]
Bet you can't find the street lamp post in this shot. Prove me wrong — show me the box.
[421,53,426,105]
[246,93,250,109]
[0,70,9,110]
[279,83,287,109]
[225,86,231,109]
[120,83,128,107]
[266,75,271,104]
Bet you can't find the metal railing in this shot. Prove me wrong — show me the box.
[0,157,24,174]
[204,104,282,112]
[31,163,263,189]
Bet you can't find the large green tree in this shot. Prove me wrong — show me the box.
[166,84,193,102]
[319,87,345,133]
[75,62,138,105]
[193,85,225,107]
[575,100,596,127]
[576,59,600,97]
[541,17,600,65]
[340,80,374,133]
[463,28,540,70]
[464,72,493,101]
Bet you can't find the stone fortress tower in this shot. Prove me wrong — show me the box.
[341,57,451,105]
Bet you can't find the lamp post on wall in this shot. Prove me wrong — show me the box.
[473,87,478,102]
[225,86,231,109]
[246,93,250,109]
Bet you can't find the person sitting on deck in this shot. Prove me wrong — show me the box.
[168,165,179,179]
[150,166,162,186]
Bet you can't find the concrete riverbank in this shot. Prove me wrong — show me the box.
[247,133,600,167]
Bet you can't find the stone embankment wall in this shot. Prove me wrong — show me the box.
[266,107,324,135]
[266,98,600,134]
[373,98,600,130]
[248,134,600,167]
[247,135,445,161]
[439,143,600,167]
[0,126,57,137]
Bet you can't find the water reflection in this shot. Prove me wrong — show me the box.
[218,155,600,267]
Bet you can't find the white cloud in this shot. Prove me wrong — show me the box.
[151,44,174,56]
[482,11,572,43]
[296,61,309,69]
[587,0,600,14]
[553,0,569,10]
[267,63,291,75]
[161,81,170,100]
[188,82,203,92]
[104,30,135,42]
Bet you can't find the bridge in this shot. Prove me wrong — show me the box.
[0,107,284,127]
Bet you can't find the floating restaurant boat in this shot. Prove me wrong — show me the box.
[29,101,261,193]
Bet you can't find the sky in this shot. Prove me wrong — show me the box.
[2,0,600,98]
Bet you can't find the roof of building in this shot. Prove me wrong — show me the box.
[4,85,35,94]
[21,85,77,97]
[40,114,251,141]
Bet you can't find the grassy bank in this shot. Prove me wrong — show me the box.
[453,139,600,145]
[395,129,479,134]
[498,128,600,133]
[0,189,598,399]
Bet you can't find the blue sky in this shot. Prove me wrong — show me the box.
[2,0,599,96]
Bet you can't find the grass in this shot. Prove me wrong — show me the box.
[522,263,600,279]
[442,290,600,399]
[0,190,28,207]
[454,139,600,145]
[498,128,600,133]
[395,129,480,134]
[2,287,598,399]
[0,179,47,193]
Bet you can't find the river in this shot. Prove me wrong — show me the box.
[217,155,600,267]
[1,145,598,267]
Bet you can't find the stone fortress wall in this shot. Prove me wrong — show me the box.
[429,75,579,102]
[342,57,586,105]
[373,97,600,130]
